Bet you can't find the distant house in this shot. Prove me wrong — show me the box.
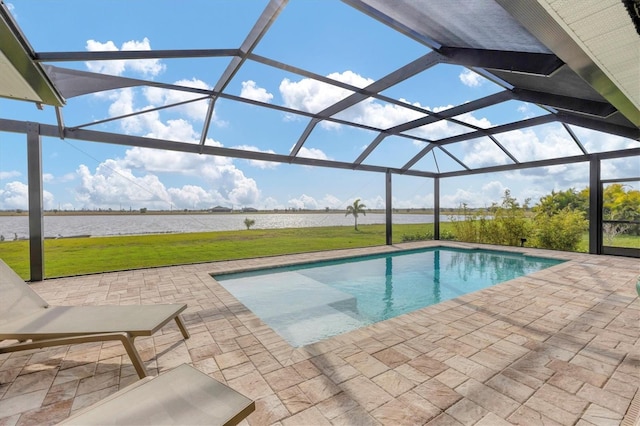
[242,207,258,213]
[210,206,232,213]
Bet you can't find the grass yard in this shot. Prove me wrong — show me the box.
[0,224,430,279]
[1,222,636,280]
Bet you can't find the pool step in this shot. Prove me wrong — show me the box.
[218,271,369,346]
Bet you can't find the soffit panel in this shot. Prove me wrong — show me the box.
[542,0,639,110]
[345,0,551,53]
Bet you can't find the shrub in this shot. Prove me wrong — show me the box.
[401,230,433,242]
[440,229,456,240]
[532,208,587,251]
[450,204,482,242]
[450,191,531,246]
[400,229,456,242]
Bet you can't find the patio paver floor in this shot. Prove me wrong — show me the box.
[1,241,638,425]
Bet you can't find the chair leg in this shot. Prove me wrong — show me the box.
[174,315,190,339]
[118,334,148,379]
[0,333,149,379]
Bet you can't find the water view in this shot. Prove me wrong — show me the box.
[0,212,441,240]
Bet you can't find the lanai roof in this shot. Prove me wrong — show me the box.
[0,0,638,179]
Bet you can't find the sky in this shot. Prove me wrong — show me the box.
[0,0,638,212]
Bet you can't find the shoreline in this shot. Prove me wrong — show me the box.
[0,209,441,216]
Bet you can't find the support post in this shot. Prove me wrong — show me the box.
[385,170,392,245]
[27,123,45,281]
[588,157,602,254]
[434,177,440,240]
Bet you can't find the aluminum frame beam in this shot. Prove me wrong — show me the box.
[2,116,637,180]
[434,177,440,240]
[402,115,556,171]
[512,88,618,118]
[438,46,564,76]
[26,123,44,280]
[589,158,602,254]
[199,0,288,147]
[35,49,240,62]
[385,170,392,245]
[289,51,445,159]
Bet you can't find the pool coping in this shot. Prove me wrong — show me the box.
[210,243,570,349]
[202,241,595,366]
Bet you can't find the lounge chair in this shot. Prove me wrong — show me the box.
[60,363,255,425]
[0,259,189,378]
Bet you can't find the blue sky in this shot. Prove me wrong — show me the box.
[0,1,637,212]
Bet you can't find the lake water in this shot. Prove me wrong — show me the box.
[0,213,441,239]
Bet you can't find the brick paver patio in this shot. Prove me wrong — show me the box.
[1,241,638,425]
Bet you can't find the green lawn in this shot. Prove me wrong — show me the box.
[0,224,430,279]
[1,222,636,280]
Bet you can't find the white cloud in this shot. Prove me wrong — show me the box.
[0,170,20,179]
[144,117,201,142]
[287,194,319,210]
[106,79,225,138]
[106,88,142,133]
[286,193,357,210]
[122,146,231,175]
[481,181,508,201]
[393,193,434,209]
[498,128,583,163]
[76,68,263,210]
[240,80,274,103]
[280,70,371,117]
[259,196,283,210]
[573,127,637,153]
[0,181,54,210]
[442,187,487,209]
[75,161,172,209]
[74,146,260,210]
[224,168,260,206]
[59,173,76,183]
[459,69,485,87]
[442,180,538,209]
[320,194,343,209]
[517,103,535,118]
[362,195,385,210]
[334,98,425,130]
[144,78,212,121]
[454,112,492,129]
[458,138,511,168]
[85,37,165,77]
[296,146,331,161]
[279,71,493,140]
[167,185,217,208]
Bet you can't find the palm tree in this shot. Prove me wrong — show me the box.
[345,198,367,230]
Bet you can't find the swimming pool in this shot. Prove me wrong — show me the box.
[214,247,564,347]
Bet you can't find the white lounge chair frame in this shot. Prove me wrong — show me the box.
[0,259,189,378]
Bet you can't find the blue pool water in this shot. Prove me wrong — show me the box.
[214,247,564,347]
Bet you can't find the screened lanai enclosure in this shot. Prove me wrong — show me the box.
[0,0,638,280]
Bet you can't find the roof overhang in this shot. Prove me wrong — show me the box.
[346,0,640,128]
[0,5,64,106]
[496,0,640,127]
